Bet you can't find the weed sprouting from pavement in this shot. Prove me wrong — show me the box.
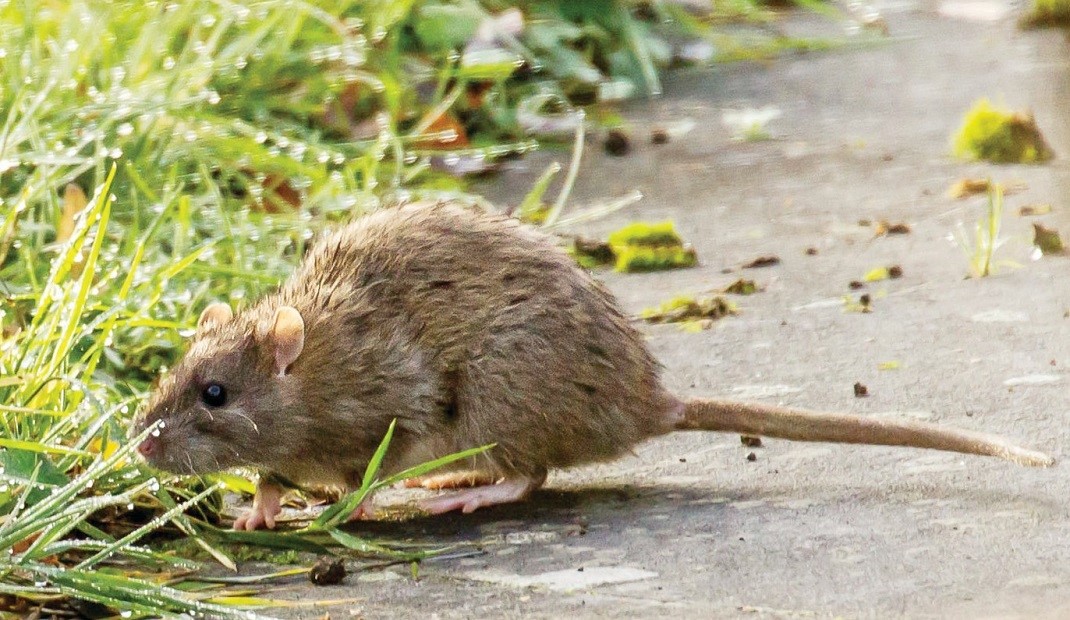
[951,183,1015,278]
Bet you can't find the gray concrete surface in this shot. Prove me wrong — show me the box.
[264,2,1070,617]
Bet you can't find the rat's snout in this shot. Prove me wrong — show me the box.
[137,436,157,458]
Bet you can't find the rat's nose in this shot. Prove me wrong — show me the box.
[137,437,157,458]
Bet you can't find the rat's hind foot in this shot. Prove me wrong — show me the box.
[403,471,498,491]
[417,472,546,515]
[233,481,283,531]
[346,494,377,521]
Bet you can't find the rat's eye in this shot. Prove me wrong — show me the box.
[201,383,227,407]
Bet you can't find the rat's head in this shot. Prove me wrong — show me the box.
[131,302,306,475]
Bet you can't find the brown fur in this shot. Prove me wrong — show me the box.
[133,201,1052,501]
[135,202,677,487]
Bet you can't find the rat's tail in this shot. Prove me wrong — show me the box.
[676,398,1054,467]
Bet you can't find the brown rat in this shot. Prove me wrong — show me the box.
[132,201,1054,530]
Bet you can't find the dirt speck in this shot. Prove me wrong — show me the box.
[849,280,866,290]
[651,128,670,144]
[805,247,818,256]
[746,452,758,462]
[605,129,631,156]
[854,382,869,397]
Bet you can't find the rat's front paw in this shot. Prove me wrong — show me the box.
[233,481,283,530]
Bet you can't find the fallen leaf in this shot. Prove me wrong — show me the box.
[947,178,1026,199]
[843,294,872,313]
[1019,204,1052,217]
[640,295,736,325]
[722,279,760,295]
[863,265,903,282]
[742,255,780,269]
[863,267,891,282]
[874,220,911,236]
[57,183,88,243]
[1033,223,1064,255]
[412,111,469,150]
[947,178,991,199]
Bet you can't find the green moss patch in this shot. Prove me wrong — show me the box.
[614,245,698,273]
[607,221,686,248]
[952,99,1053,164]
[607,220,698,273]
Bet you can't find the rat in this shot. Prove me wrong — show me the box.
[131,200,1055,530]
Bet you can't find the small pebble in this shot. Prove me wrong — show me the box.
[853,382,869,398]
[746,452,757,462]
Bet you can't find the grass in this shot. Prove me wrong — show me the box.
[951,183,1013,278]
[0,0,839,616]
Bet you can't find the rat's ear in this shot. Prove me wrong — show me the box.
[269,306,304,376]
[197,302,233,336]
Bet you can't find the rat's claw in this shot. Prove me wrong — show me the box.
[233,481,283,531]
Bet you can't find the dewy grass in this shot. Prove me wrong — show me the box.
[0,0,811,616]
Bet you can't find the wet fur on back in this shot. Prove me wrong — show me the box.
[136,201,677,487]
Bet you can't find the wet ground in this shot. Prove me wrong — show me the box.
[262,2,1070,617]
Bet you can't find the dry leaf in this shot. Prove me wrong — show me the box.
[1019,204,1052,217]
[57,183,88,244]
[874,220,911,236]
[722,279,760,295]
[412,111,469,150]
[742,255,780,269]
[1033,223,1065,255]
[947,178,990,199]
